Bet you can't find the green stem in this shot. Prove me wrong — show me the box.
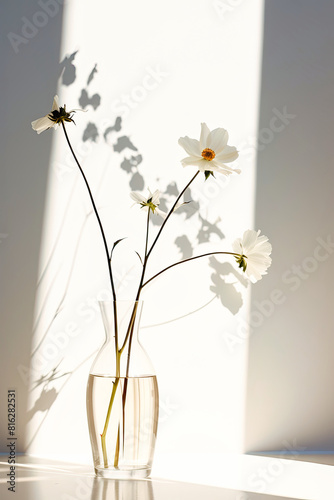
[100,369,120,468]
[114,424,120,468]
[100,332,121,469]
[119,302,139,355]
[142,252,242,288]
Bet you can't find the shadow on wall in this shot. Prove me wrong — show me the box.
[24,53,249,444]
[0,0,65,453]
[245,0,334,453]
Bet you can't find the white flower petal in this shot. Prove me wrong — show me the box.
[211,160,241,175]
[32,95,81,134]
[199,123,210,150]
[150,189,161,205]
[31,115,54,134]
[180,157,208,171]
[52,95,59,111]
[178,136,201,157]
[130,191,146,204]
[232,238,242,254]
[215,145,239,163]
[242,229,259,250]
[233,229,272,283]
[180,155,199,165]
[207,127,228,153]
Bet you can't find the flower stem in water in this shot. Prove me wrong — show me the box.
[100,376,120,468]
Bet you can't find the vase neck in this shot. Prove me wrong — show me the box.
[91,300,154,377]
[99,300,143,346]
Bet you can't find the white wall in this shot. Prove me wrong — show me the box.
[245,0,334,452]
[20,0,264,469]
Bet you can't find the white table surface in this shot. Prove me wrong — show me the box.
[1,453,334,500]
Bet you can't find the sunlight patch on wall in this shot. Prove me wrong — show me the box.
[27,0,265,476]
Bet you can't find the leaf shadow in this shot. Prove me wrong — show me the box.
[209,257,248,315]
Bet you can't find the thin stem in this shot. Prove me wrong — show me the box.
[101,322,122,469]
[119,208,150,355]
[119,209,151,457]
[100,373,120,467]
[136,207,151,300]
[119,304,138,356]
[146,171,199,261]
[114,424,120,467]
[142,251,242,288]
[62,123,120,468]
[61,122,117,301]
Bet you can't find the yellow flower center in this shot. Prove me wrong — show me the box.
[140,198,157,213]
[201,148,216,161]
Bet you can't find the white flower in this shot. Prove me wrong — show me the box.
[178,122,240,176]
[130,189,164,215]
[233,229,272,283]
[130,189,189,219]
[31,95,85,134]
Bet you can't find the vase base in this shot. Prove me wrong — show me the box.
[94,466,152,479]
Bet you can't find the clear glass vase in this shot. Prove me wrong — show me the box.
[86,301,159,479]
